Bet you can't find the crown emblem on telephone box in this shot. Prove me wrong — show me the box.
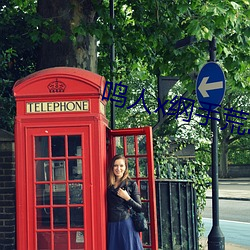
[47,79,66,93]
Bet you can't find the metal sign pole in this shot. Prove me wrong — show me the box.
[208,37,225,250]
[110,0,115,129]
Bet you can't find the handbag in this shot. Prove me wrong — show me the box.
[131,210,148,232]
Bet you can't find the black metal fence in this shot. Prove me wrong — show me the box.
[156,179,198,250]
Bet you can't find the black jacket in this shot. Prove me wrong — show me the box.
[107,179,142,222]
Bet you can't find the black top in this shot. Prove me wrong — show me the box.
[107,179,142,222]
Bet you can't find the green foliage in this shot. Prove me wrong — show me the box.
[96,0,249,180]
[0,79,15,132]
[98,0,249,93]
[218,87,250,170]
[108,66,159,129]
[0,3,37,78]
[0,0,38,131]
[154,136,211,240]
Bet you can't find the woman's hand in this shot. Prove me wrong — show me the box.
[117,188,131,201]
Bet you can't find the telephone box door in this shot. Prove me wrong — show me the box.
[26,126,92,250]
[109,126,158,250]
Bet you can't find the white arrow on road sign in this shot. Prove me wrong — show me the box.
[198,76,223,98]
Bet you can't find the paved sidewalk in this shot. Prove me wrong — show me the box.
[203,178,250,249]
[206,178,250,201]
[200,238,250,250]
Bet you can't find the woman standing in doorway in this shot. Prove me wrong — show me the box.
[107,154,144,250]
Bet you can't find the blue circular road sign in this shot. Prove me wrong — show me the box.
[196,62,226,110]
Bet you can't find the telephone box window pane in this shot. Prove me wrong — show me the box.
[37,208,50,229]
[71,231,84,247]
[68,135,81,156]
[128,158,136,177]
[36,184,47,205]
[69,159,82,180]
[70,207,83,227]
[142,226,151,247]
[138,135,146,155]
[115,136,124,155]
[36,160,49,181]
[35,136,49,157]
[139,157,148,177]
[52,160,66,181]
[69,183,83,204]
[54,231,68,248]
[37,232,51,250]
[52,136,65,157]
[127,136,135,155]
[142,202,150,222]
[53,184,66,204]
[53,208,67,227]
[42,186,50,208]
[140,180,149,200]
[142,202,151,246]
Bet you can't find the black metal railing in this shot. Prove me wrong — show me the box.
[156,179,198,250]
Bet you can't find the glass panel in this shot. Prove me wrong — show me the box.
[53,184,66,204]
[36,184,46,205]
[138,135,146,154]
[37,232,51,250]
[52,160,66,181]
[68,135,81,156]
[42,185,50,206]
[36,160,49,181]
[35,136,49,157]
[140,180,149,200]
[127,158,136,177]
[142,202,150,222]
[126,136,135,155]
[53,208,67,227]
[142,227,151,247]
[54,231,68,249]
[69,183,83,204]
[51,136,65,157]
[37,208,50,229]
[71,231,84,248]
[70,207,83,227]
[115,136,124,155]
[139,157,148,177]
[69,159,82,180]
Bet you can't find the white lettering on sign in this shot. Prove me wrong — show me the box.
[26,100,89,113]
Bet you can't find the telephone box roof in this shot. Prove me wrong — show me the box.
[13,67,105,98]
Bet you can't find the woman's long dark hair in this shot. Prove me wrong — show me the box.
[107,154,130,187]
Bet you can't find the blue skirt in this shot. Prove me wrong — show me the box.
[108,217,144,250]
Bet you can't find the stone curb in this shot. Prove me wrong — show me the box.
[206,196,250,201]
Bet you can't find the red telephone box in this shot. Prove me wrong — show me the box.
[13,67,158,250]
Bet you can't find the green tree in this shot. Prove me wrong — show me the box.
[97,0,249,178]
[0,0,37,131]
[219,88,250,177]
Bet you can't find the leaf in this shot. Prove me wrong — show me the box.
[223,47,232,57]
[187,19,201,38]
[230,1,241,10]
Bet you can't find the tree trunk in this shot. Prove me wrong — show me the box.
[37,0,99,72]
[219,138,229,178]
